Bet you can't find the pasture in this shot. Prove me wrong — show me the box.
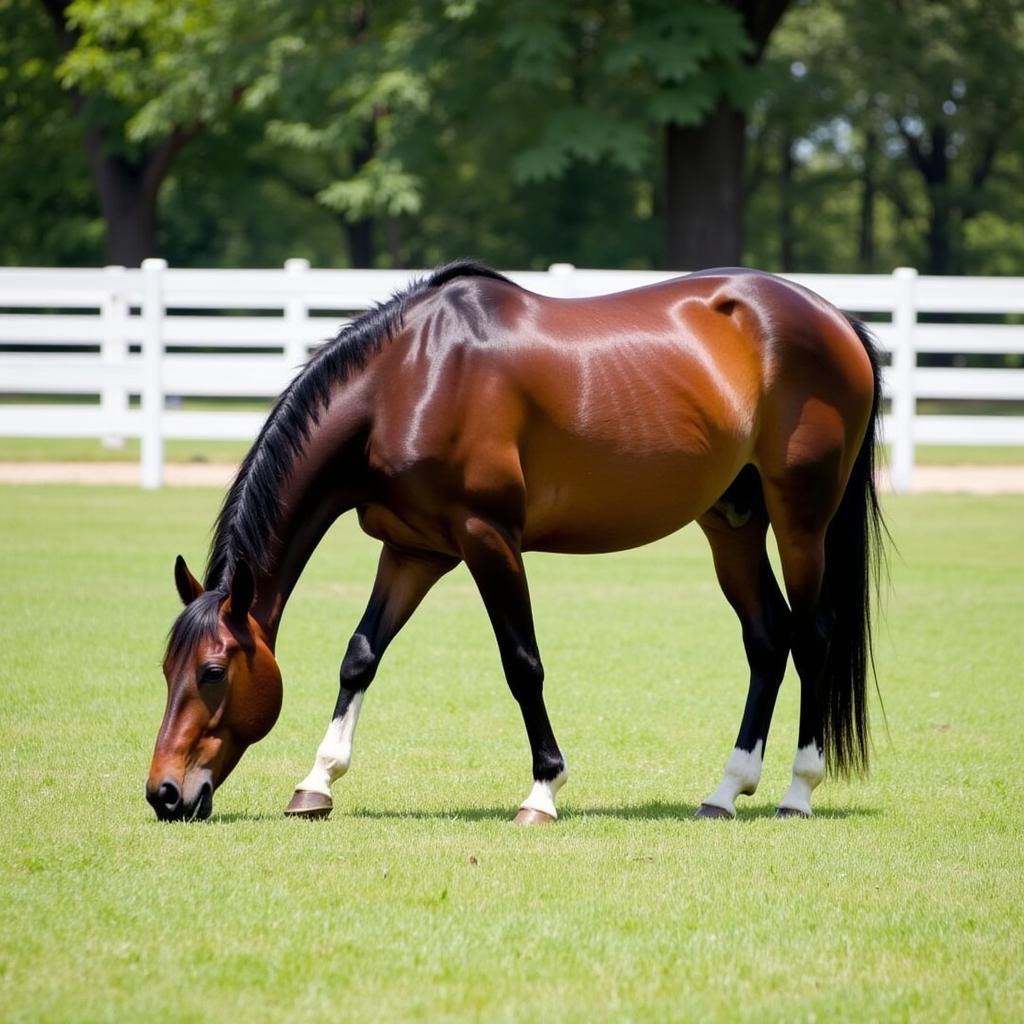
[1,484,1022,1021]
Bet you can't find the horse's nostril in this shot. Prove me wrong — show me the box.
[148,779,182,818]
[158,781,180,807]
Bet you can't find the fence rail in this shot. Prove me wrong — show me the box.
[2,260,1023,490]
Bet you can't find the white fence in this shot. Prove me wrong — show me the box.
[1,260,1023,490]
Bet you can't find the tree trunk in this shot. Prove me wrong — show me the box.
[385,216,403,265]
[779,129,795,271]
[926,195,954,275]
[664,101,746,269]
[661,0,792,270]
[344,110,378,268]
[346,218,375,269]
[858,126,877,272]
[40,0,191,267]
[80,127,193,266]
[86,152,156,266]
[923,125,952,275]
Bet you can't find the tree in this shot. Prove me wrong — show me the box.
[0,0,102,264]
[38,0,282,265]
[745,1,864,273]
[432,0,778,269]
[249,0,432,268]
[663,1,791,269]
[842,0,1024,275]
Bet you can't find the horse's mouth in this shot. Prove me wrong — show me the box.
[188,783,214,821]
[146,778,213,822]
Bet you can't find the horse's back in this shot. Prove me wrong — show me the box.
[365,269,874,554]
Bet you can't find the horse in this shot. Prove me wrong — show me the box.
[146,260,885,824]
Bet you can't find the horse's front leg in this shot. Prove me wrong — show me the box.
[457,514,568,825]
[285,545,457,818]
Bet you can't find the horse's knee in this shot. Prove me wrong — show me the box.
[340,632,378,691]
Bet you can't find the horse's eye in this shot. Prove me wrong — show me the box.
[198,664,227,687]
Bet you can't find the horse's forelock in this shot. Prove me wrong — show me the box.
[165,590,225,666]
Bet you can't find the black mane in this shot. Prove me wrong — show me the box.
[204,259,514,589]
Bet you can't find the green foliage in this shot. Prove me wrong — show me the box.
[512,110,651,182]
[482,1,752,184]
[59,0,280,146]
[748,0,1024,274]
[3,0,1024,271]
[317,158,423,218]
[0,0,103,264]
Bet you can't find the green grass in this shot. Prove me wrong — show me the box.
[0,436,251,463]
[3,435,1024,465]
[908,444,1024,465]
[1,487,1022,1022]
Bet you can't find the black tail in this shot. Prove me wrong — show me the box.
[821,316,888,777]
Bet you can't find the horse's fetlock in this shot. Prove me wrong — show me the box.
[318,749,351,781]
[793,743,825,786]
[534,750,566,783]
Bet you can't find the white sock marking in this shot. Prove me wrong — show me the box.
[702,741,764,817]
[777,742,825,816]
[520,765,569,819]
[295,692,365,797]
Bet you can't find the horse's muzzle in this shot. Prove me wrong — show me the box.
[146,777,213,822]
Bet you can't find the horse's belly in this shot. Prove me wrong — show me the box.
[521,446,743,554]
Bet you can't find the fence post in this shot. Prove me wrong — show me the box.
[284,258,310,372]
[890,266,918,493]
[141,258,166,490]
[547,262,577,297]
[100,265,128,448]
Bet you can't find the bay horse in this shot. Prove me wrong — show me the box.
[147,260,885,824]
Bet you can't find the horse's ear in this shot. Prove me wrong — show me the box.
[227,559,256,628]
[174,555,204,606]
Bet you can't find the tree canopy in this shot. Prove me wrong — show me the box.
[3,0,1022,272]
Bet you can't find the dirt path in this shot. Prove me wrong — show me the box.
[3,461,1024,494]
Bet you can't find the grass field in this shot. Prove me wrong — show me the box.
[1,486,1023,1022]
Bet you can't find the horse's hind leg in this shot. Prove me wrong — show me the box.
[695,467,792,819]
[457,514,567,825]
[285,544,457,818]
[761,469,841,818]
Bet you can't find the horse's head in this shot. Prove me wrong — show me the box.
[146,556,282,821]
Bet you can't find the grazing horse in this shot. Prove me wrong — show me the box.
[146,260,885,824]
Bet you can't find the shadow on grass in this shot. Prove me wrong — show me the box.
[205,801,880,825]
[567,802,879,822]
[738,804,881,821]
[207,811,291,824]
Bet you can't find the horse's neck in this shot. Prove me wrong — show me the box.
[235,391,372,646]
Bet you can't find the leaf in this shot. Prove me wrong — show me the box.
[512,107,651,183]
[317,157,423,219]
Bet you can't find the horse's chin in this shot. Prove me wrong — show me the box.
[191,784,214,821]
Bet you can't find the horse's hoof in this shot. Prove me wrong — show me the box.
[284,790,333,819]
[694,802,734,820]
[775,806,811,819]
[513,807,556,826]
